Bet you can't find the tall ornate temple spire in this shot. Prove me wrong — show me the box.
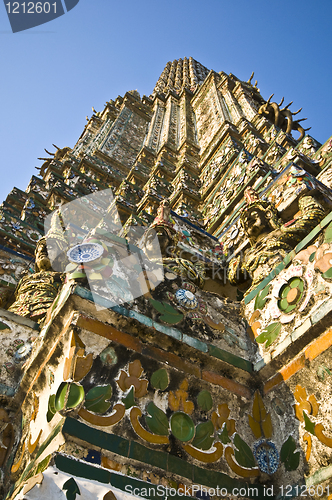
[151,57,210,96]
[2,57,332,500]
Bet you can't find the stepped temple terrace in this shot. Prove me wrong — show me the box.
[1,58,332,499]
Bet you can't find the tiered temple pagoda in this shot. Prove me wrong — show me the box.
[1,58,332,499]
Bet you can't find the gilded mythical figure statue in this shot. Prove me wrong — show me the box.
[228,187,326,291]
[143,199,205,287]
[8,213,68,322]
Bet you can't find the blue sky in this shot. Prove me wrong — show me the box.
[1,0,332,205]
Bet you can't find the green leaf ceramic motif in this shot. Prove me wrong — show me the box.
[150,368,169,391]
[218,424,230,444]
[159,313,183,324]
[322,267,332,279]
[197,390,213,411]
[67,383,85,409]
[303,411,315,435]
[63,477,81,500]
[324,223,332,243]
[191,421,214,450]
[233,433,256,468]
[47,394,56,422]
[122,387,135,409]
[145,402,169,436]
[280,435,300,471]
[149,298,184,324]
[55,382,68,412]
[149,298,166,313]
[256,322,281,347]
[85,385,112,414]
[254,285,270,311]
[170,412,195,442]
[309,252,316,263]
[0,321,11,331]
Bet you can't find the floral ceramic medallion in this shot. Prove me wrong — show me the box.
[269,265,313,323]
[67,242,104,263]
[277,277,304,314]
[166,282,207,320]
[175,288,198,309]
[253,439,279,474]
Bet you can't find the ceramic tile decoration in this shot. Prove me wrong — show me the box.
[2,59,332,500]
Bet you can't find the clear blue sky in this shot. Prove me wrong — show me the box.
[1,0,332,205]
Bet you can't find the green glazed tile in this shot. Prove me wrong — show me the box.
[208,345,252,372]
[167,454,193,480]
[129,441,168,470]
[154,322,182,340]
[182,334,208,352]
[63,418,129,457]
[55,454,110,483]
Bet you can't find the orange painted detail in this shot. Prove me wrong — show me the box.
[263,355,305,395]
[303,432,312,461]
[305,328,332,361]
[315,423,332,448]
[101,456,122,471]
[169,380,194,415]
[314,252,332,273]
[295,245,317,265]
[248,391,272,439]
[183,442,223,463]
[117,360,148,398]
[147,346,201,378]
[78,315,202,378]
[204,316,225,332]
[63,345,75,381]
[211,404,236,436]
[11,442,26,473]
[287,287,301,305]
[78,404,125,427]
[28,429,42,454]
[74,352,93,382]
[249,310,260,325]
[30,394,39,422]
[202,370,251,399]
[251,322,261,338]
[264,328,332,394]
[293,385,319,422]
[130,407,169,444]
[224,446,259,477]
[263,373,283,394]
[76,315,142,353]
[280,354,306,381]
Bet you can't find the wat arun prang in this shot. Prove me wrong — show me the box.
[1,58,332,499]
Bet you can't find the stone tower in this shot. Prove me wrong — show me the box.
[1,58,332,499]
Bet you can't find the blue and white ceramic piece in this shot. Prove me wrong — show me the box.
[67,243,104,263]
[14,343,32,364]
[175,289,198,309]
[253,439,279,474]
